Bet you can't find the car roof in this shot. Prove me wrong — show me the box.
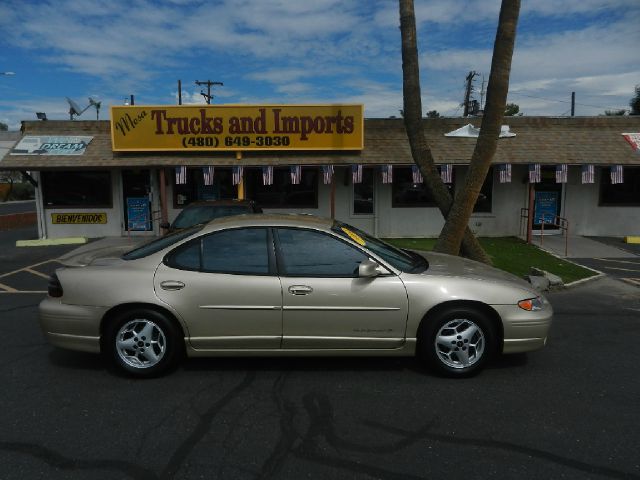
[183,199,256,207]
[200,213,335,233]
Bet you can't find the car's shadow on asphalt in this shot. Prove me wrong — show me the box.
[48,348,105,371]
[47,347,529,378]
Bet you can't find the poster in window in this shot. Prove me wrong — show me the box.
[126,197,150,231]
[534,191,558,225]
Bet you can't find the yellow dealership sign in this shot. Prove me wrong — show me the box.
[110,104,364,152]
[51,213,107,224]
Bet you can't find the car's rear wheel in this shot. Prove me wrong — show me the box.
[105,309,183,378]
[419,307,496,377]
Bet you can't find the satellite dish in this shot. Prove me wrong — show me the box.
[66,96,102,120]
[66,97,83,117]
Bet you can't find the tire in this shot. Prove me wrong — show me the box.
[419,307,496,378]
[104,308,184,378]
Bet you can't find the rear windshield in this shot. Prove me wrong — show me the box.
[173,205,253,229]
[122,225,203,260]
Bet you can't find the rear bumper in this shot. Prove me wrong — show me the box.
[39,297,106,353]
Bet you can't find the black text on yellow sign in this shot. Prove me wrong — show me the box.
[110,104,364,151]
[51,213,108,224]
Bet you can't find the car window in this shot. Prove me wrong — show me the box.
[165,240,201,270]
[276,228,369,277]
[201,228,270,275]
[332,221,426,273]
[122,225,203,260]
[172,205,252,229]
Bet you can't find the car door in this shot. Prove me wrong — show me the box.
[154,227,283,350]
[275,227,408,349]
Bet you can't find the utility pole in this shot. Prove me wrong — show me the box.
[195,80,223,104]
[571,92,575,116]
[462,71,479,117]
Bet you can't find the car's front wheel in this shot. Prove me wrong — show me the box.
[105,309,183,378]
[419,307,496,377]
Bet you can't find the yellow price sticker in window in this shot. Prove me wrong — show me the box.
[341,227,366,246]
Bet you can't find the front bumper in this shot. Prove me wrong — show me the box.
[493,302,554,354]
[39,297,106,353]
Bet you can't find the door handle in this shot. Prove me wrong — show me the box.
[288,285,313,295]
[160,280,185,291]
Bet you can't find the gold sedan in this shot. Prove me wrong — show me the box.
[40,214,552,378]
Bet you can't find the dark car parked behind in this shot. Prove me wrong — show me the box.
[161,200,262,232]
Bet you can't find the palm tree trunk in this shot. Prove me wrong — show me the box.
[434,0,520,256]
[399,0,491,263]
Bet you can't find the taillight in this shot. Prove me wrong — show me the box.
[48,273,63,298]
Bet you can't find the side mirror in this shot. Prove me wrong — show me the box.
[358,259,380,278]
[160,221,170,229]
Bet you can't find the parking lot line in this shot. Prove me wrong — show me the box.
[599,266,640,273]
[0,258,63,294]
[0,259,63,280]
[592,258,640,265]
[0,282,18,292]
[621,278,640,287]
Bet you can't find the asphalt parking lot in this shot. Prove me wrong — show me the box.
[1,228,639,479]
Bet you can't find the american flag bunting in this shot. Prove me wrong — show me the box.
[175,166,187,185]
[262,166,273,186]
[290,165,302,185]
[498,163,512,183]
[622,133,640,153]
[439,164,453,184]
[610,165,624,184]
[202,166,214,186]
[381,165,393,184]
[528,163,541,183]
[322,165,334,185]
[232,166,243,185]
[556,164,568,183]
[412,165,423,184]
[581,164,594,184]
[352,165,363,184]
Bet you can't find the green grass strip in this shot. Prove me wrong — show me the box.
[384,236,597,284]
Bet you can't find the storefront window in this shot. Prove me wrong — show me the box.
[42,171,112,208]
[473,167,493,213]
[391,166,453,207]
[245,167,318,208]
[353,167,374,214]
[173,167,235,207]
[600,167,640,206]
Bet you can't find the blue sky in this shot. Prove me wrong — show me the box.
[0,0,638,130]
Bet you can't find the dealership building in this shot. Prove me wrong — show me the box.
[0,104,639,240]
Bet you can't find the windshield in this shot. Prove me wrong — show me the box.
[332,221,427,273]
[122,225,203,260]
[173,205,253,229]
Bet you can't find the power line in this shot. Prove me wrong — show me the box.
[509,91,625,111]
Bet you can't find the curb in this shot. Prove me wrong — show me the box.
[16,237,88,247]
[535,244,605,289]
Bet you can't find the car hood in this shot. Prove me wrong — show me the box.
[415,251,533,289]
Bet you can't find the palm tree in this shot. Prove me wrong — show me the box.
[434,0,521,257]
[399,0,490,263]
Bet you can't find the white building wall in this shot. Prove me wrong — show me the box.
[40,171,124,239]
[562,167,640,236]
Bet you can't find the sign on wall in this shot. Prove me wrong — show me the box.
[534,191,559,225]
[126,197,150,231]
[51,212,107,224]
[11,136,93,155]
[110,104,364,152]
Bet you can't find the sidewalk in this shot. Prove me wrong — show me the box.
[533,233,638,259]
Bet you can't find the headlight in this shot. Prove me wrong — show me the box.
[518,296,544,311]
